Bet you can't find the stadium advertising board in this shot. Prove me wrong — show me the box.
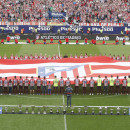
[48,12,66,19]
[0,25,129,34]
[0,34,129,41]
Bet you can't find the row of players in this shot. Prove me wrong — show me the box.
[0,53,130,61]
[0,75,130,95]
[2,37,127,45]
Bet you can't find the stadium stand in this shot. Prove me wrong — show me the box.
[0,0,129,24]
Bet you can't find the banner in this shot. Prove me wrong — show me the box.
[48,12,66,19]
[0,57,129,81]
[0,25,129,34]
[0,34,129,40]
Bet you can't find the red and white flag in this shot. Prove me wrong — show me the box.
[0,56,129,80]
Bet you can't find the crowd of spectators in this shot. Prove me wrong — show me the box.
[0,0,129,24]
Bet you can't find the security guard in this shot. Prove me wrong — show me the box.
[97,75,102,95]
[53,76,59,95]
[57,28,60,34]
[109,75,114,94]
[127,75,130,95]
[12,28,15,34]
[65,86,73,107]
[75,28,78,34]
[100,28,103,34]
[35,28,38,33]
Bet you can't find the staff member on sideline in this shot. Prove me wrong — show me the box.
[127,75,130,95]
[65,85,73,107]
[53,76,59,95]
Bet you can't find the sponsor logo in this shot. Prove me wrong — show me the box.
[1,25,19,30]
[60,26,82,31]
[116,36,129,41]
[96,36,109,40]
[40,35,81,40]
[92,27,113,31]
[8,35,20,40]
[29,26,50,31]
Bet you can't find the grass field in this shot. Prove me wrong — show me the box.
[0,40,130,59]
[0,94,130,130]
[0,41,130,130]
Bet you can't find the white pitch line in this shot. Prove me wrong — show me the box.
[63,95,67,130]
[58,44,61,57]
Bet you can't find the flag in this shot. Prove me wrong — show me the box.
[0,107,2,114]
[0,56,129,80]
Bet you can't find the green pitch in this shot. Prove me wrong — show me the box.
[0,40,130,59]
[0,94,130,130]
[0,41,130,130]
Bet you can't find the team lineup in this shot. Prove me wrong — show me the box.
[0,75,130,96]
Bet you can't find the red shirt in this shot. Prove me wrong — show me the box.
[43,39,46,42]
[6,37,10,42]
[27,38,30,43]
[59,40,62,44]
[76,40,78,43]
[50,38,53,42]
[115,40,119,43]
[15,39,18,43]
[84,38,88,43]
[65,38,69,43]
[102,40,105,44]
[1,39,4,42]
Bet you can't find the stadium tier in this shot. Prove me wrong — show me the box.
[0,0,129,24]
